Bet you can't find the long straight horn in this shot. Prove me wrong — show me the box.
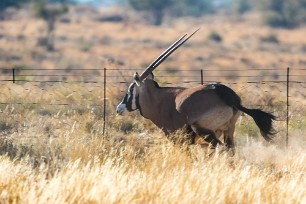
[139,28,200,81]
[139,33,188,81]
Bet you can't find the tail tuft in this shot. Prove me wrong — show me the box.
[239,106,276,141]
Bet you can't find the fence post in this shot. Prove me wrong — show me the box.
[200,69,203,85]
[102,68,107,136]
[12,68,15,83]
[286,67,290,147]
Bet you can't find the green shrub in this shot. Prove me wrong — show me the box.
[208,31,223,43]
[260,34,279,43]
[112,117,143,134]
[0,121,13,131]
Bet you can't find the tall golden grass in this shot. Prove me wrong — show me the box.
[0,129,305,203]
[0,95,305,203]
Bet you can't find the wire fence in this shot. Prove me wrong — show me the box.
[1,67,306,144]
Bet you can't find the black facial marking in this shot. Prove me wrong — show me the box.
[125,83,138,111]
[136,93,142,115]
[125,85,133,111]
[122,94,128,103]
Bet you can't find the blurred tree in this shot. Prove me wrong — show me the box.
[170,0,214,17]
[127,0,172,25]
[0,0,30,11]
[233,0,253,14]
[127,0,214,25]
[33,0,68,51]
[259,0,306,28]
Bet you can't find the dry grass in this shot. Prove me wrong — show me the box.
[0,7,306,204]
[0,98,305,203]
[0,126,305,203]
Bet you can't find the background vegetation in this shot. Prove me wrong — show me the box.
[3,0,306,27]
[0,0,306,203]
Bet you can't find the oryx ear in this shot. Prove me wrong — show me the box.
[146,72,154,80]
[133,72,142,86]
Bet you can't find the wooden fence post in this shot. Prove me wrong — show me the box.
[200,69,203,85]
[13,68,15,83]
[103,68,107,136]
[286,67,290,147]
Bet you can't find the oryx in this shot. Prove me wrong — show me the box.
[116,29,276,150]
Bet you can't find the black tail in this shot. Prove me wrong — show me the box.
[237,105,276,141]
[211,83,276,141]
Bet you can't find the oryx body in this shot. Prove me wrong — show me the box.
[116,29,275,150]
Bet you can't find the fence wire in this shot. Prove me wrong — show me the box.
[0,67,305,143]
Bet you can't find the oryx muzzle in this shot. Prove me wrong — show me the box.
[116,29,276,151]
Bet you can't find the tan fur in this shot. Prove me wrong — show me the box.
[137,79,240,149]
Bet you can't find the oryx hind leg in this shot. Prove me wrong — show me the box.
[223,123,236,149]
[222,111,240,154]
[191,125,223,148]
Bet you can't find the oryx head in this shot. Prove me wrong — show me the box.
[116,28,200,115]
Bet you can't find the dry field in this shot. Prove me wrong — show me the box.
[0,7,305,203]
